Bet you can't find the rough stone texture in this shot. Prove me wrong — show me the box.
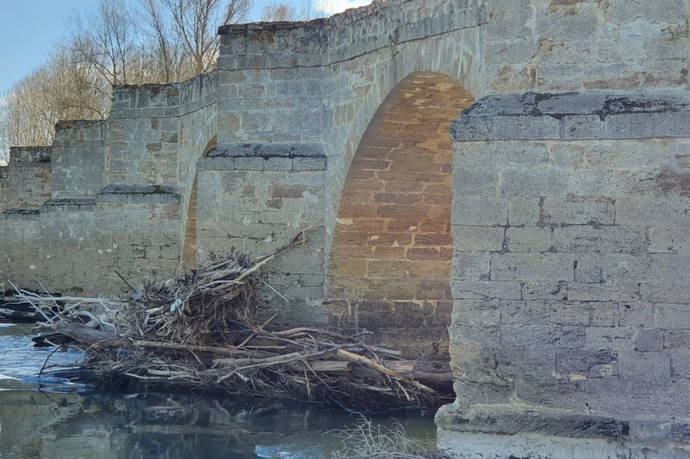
[0,166,8,210]
[440,92,690,452]
[485,0,690,93]
[215,0,487,280]
[0,74,216,294]
[51,121,106,199]
[196,142,329,322]
[5,147,52,209]
[452,91,690,141]
[325,73,472,357]
[36,196,181,296]
[437,428,690,459]
[0,210,41,291]
[1,0,689,453]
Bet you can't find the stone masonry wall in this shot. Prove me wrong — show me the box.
[51,121,106,199]
[437,91,690,452]
[486,0,690,93]
[109,72,218,268]
[0,210,41,291]
[196,143,329,322]
[5,147,52,209]
[0,166,8,210]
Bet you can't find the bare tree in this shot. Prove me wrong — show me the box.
[262,3,296,21]
[141,0,182,83]
[161,0,251,76]
[0,0,254,155]
[70,0,141,87]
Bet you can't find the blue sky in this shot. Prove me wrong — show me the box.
[0,0,369,96]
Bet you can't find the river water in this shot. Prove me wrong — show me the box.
[0,323,439,458]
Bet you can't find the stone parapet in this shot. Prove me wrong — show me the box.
[218,0,486,69]
[452,91,690,141]
[485,0,690,93]
[51,120,107,200]
[110,72,218,119]
[6,147,52,209]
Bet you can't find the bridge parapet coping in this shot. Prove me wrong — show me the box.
[40,198,97,213]
[218,0,486,69]
[97,184,181,204]
[1,208,41,220]
[110,72,218,119]
[199,143,327,171]
[453,91,690,142]
[9,146,52,164]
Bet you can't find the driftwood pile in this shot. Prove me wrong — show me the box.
[17,232,453,411]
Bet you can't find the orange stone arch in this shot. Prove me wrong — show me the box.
[326,73,474,357]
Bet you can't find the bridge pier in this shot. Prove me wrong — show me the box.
[438,91,690,454]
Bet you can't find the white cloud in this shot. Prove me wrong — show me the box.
[313,0,371,15]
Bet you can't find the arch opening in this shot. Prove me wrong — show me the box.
[326,72,474,358]
[182,135,217,272]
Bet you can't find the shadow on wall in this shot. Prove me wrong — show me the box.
[325,72,474,358]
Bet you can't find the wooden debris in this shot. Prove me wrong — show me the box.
[15,231,453,411]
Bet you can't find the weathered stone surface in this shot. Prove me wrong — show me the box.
[453,91,690,142]
[97,184,181,204]
[449,96,690,452]
[0,0,689,455]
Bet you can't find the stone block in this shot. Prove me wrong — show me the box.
[618,351,670,381]
[451,299,500,327]
[542,197,616,226]
[452,197,508,226]
[654,304,690,329]
[500,300,590,327]
[500,167,570,198]
[648,226,690,254]
[453,253,491,280]
[505,227,552,252]
[293,157,327,171]
[490,253,574,282]
[500,325,586,348]
[665,331,690,350]
[453,225,505,252]
[568,282,640,302]
[451,115,562,142]
[551,226,646,255]
[670,352,690,378]
[451,280,522,300]
[636,329,665,352]
[264,157,293,171]
[521,281,568,301]
[556,349,618,380]
[563,115,606,140]
[606,112,690,139]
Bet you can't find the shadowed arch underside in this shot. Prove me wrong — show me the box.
[326,73,474,358]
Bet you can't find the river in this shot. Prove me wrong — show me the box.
[0,323,439,458]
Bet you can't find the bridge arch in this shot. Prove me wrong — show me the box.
[326,72,474,357]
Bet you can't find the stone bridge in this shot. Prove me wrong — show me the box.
[2,0,690,455]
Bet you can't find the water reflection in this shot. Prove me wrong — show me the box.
[0,324,437,459]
